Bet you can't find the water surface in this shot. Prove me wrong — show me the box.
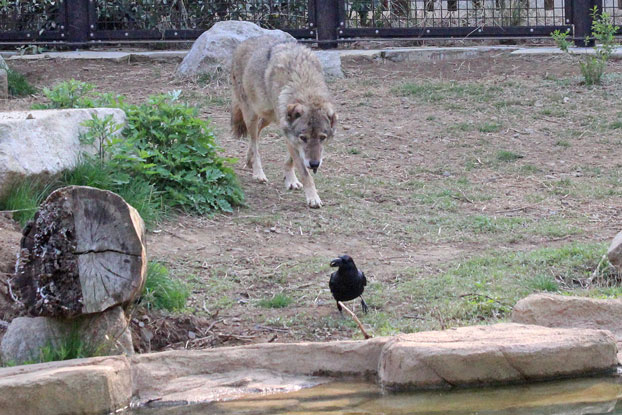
[130,376,622,415]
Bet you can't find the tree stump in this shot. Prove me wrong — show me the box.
[14,186,147,317]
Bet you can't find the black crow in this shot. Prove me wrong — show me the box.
[329,255,368,314]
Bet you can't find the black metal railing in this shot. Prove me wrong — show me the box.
[0,0,619,47]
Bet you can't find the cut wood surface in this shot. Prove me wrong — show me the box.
[14,186,146,317]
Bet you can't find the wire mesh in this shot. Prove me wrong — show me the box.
[344,0,569,28]
[0,0,63,33]
[602,0,622,26]
[94,0,309,31]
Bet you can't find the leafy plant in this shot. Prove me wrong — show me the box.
[551,8,620,85]
[141,261,190,311]
[79,114,124,164]
[31,79,104,109]
[31,80,244,216]
[110,91,244,214]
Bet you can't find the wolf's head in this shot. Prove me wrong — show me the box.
[283,101,337,173]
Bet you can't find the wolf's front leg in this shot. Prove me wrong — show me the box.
[284,154,303,190]
[288,143,322,208]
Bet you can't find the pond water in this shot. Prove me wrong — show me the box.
[129,375,622,415]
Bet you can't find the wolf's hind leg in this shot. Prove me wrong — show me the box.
[246,116,268,183]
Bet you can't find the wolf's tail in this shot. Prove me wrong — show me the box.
[231,101,247,139]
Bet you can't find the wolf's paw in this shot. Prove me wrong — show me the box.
[252,171,268,183]
[285,177,303,191]
[306,194,323,209]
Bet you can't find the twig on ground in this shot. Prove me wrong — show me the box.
[338,301,372,339]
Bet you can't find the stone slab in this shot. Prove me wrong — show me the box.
[512,46,622,59]
[379,323,618,389]
[0,356,131,415]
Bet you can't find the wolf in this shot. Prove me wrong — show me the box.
[230,36,337,208]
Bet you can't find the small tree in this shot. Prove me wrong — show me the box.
[551,7,619,85]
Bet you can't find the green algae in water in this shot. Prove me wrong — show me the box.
[127,376,622,415]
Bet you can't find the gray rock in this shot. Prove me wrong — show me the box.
[607,231,622,270]
[176,21,295,78]
[0,108,126,198]
[1,306,133,365]
[315,51,344,78]
[0,54,6,70]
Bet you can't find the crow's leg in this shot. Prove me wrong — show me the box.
[360,296,368,314]
[336,301,344,318]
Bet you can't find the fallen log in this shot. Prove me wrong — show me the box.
[14,186,147,317]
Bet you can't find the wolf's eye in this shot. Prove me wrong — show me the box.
[299,135,308,143]
[319,134,327,141]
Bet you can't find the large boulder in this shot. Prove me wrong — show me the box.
[0,108,126,198]
[315,51,345,78]
[176,21,344,79]
[14,186,147,317]
[176,21,295,78]
[0,356,131,415]
[378,323,617,389]
[1,306,133,365]
[608,231,622,270]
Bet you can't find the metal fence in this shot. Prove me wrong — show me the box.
[0,0,619,47]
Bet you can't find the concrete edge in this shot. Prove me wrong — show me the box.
[13,45,622,64]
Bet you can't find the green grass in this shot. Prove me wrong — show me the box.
[397,242,614,329]
[259,293,293,308]
[478,122,503,133]
[496,150,524,162]
[7,68,37,96]
[393,81,503,103]
[141,262,190,311]
[0,158,164,228]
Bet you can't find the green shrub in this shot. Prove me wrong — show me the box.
[6,68,37,97]
[31,81,244,215]
[31,79,101,109]
[551,8,619,85]
[141,261,190,311]
[112,92,244,213]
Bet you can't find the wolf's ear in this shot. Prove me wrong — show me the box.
[287,103,304,122]
[326,106,337,129]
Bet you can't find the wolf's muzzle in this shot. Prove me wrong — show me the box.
[309,160,320,174]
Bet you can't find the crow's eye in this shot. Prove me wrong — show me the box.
[319,134,327,141]
[299,135,308,143]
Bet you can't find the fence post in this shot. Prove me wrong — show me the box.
[316,0,339,49]
[572,0,603,46]
[65,0,90,46]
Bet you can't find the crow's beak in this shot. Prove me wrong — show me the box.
[330,258,342,267]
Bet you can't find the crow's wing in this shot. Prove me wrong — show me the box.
[360,271,367,286]
[329,271,338,291]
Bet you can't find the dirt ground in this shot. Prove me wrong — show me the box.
[2,50,622,350]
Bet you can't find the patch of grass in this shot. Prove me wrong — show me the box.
[259,293,293,309]
[529,274,560,292]
[478,122,503,133]
[393,81,502,103]
[449,122,474,132]
[520,164,542,174]
[399,242,611,328]
[608,120,622,130]
[7,68,37,96]
[141,262,190,311]
[496,150,524,162]
[555,140,571,148]
[0,179,54,227]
